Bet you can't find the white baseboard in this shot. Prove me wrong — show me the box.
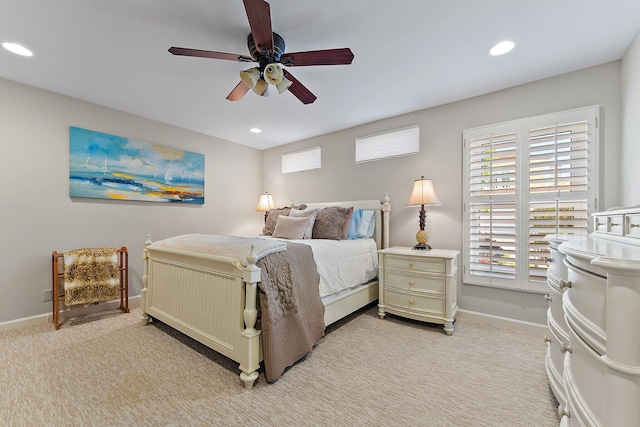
[457,309,547,335]
[0,296,140,333]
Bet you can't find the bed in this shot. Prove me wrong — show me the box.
[140,196,391,389]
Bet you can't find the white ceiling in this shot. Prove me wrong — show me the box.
[1,0,639,150]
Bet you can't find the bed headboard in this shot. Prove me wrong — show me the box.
[302,194,391,249]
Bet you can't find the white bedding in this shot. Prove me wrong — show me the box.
[261,237,379,297]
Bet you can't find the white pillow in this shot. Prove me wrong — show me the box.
[357,210,376,238]
[272,215,308,240]
[288,208,319,239]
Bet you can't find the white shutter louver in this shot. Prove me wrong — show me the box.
[469,202,517,280]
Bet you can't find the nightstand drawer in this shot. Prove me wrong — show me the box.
[384,290,445,314]
[385,255,445,274]
[385,271,445,294]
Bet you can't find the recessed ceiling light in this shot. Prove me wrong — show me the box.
[489,41,515,56]
[2,42,33,57]
[249,128,262,133]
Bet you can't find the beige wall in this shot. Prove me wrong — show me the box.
[621,30,640,205]
[262,62,622,324]
[0,78,263,323]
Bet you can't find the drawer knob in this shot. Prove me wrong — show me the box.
[559,279,572,289]
[558,405,570,418]
[543,335,551,344]
[408,262,414,267]
[408,280,415,286]
[630,223,639,229]
[408,299,414,305]
[560,342,573,353]
[610,223,620,227]
[544,294,552,302]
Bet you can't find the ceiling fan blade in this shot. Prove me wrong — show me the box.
[282,70,317,104]
[280,48,354,67]
[169,47,253,62]
[226,81,250,101]
[243,0,273,52]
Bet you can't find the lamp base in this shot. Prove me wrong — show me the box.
[413,243,432,251]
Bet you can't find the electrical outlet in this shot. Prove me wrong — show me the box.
[42,289,52,302]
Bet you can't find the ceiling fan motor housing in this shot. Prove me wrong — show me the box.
[248,32,285,64]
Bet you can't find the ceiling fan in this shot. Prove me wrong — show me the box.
[168,0,354,104]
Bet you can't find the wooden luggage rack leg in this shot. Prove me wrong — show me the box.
[51,247,129,330]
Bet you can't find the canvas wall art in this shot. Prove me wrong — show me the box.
[69,126,205,204]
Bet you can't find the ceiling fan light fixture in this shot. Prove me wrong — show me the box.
[240,67,260,89]
[253,78,269,96]
[263,63,283,85]
[276,76,292,94]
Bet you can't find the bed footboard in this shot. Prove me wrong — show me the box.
[141,236,263,389]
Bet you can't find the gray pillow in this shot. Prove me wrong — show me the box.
[272,215,308,240]
[312,206,354,240]
[288,208,319,239]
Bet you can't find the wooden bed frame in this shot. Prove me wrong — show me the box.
[141,196,390,389]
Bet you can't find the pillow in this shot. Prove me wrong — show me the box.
[357,210,376,238]
[347,208,363,240]
[263,204,307,235]
[289,208,319,239]
[312,206,354,240]
[272,215,308,240]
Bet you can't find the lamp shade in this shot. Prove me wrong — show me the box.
[263,63,283,85]
[276,76,292,94]
[256,193,275,211]
[408,177,441,206]
[252,78,269,96]
[240,67,260,89]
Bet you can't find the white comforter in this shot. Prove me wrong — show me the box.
[261,237,379,297]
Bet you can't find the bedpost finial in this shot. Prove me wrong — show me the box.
[247,244,257,266]
[145,234,152,246]
[382,193,391,212]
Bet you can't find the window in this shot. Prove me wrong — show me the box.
[281,146,321,174]
[463,106,598,292]
[355,124,419,163]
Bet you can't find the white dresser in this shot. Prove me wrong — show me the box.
[545,206,640,426]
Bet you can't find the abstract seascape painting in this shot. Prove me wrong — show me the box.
[69,126,205,204]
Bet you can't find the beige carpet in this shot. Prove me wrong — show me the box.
[0,303,559,426]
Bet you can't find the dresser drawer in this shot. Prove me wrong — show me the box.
[385,255,445,274]
[626,214,640,238]
[384,289,445,314]
[607,214,624,236]
[547,247,568,281]
[547,319,567,389]
[563,259,606,355]
[385,271,445,294]
[547,281,569,337]
[566,325,606,427]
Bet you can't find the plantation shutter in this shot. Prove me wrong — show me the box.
[466,126,518,287]
[463,106,598,292]
[527,113,593,284]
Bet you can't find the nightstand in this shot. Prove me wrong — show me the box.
[378,246,459,335]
